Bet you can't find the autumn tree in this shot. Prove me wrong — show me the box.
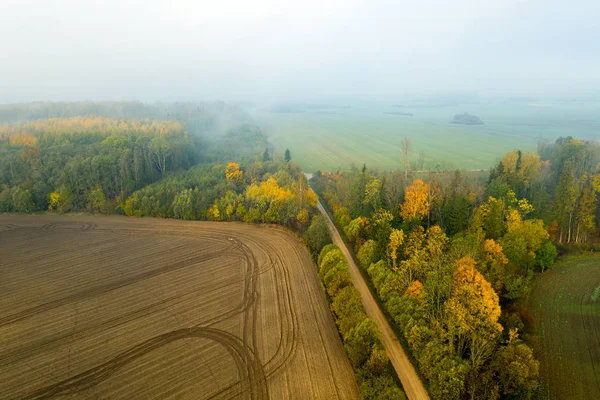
[400,179,430,224]
[500,217,549,273]
[445,256,503,399]
[492,343,539,397]
[225,162,243,185]
[9,133,37,147]
[363,178,383,210]
[388,228,405,268]
[48,184,73,213]
[472,196,506,240]
[480,239,509,294]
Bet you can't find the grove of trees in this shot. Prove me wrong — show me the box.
[309,137,600,399]
[0,103,310,232]
[318,244,405,399]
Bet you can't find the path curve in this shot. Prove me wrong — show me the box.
[317,201,430,400]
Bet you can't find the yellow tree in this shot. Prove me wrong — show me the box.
[225,162,243,184]
[48,192,62,211]
[400,179,429,222]
[481,239,509,293]
[519,152,542,186]
[9,133,37,147]
[405,279,425,304]
[388,228,405,269]
[501,151,518,174]
[445,256,502,378]
[296,208,310,230]
[363,178,383,209]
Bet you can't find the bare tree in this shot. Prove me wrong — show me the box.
[418,150,426,171]
[400,137,412,180]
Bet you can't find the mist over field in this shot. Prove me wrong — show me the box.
[1,0,599,103]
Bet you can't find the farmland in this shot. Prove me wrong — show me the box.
[525,256,600,399]
[253,100,600,172]
[0,215,358,399]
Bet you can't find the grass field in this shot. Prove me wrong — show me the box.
[0,215,358,399]
[525,255,600,399]
[252,100,600,172]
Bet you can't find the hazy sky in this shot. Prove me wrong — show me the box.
[1,0,599,102]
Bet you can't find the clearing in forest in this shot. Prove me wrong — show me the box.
[0,215,358,399]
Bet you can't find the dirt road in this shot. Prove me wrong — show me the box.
[317,201,430,400]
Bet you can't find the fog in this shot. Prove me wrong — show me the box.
[1,0,599,103]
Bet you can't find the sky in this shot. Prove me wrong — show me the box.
[1,0,599,103]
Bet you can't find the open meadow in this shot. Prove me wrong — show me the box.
[0,215,358,400]
[525,256,600,399]
[253,100,600,172]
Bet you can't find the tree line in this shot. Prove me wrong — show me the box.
[121,158,318,231]
[317,243,406,399]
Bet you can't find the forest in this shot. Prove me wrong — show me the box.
[0,103,296,223]
[0,117,318,230]
[309,136,600,399]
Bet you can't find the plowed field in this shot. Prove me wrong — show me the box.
[0,215,358,399]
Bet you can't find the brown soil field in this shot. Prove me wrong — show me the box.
[525,255,600,399]
[0,215,358,400]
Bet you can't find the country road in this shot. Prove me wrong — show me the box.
[316,201,430,400]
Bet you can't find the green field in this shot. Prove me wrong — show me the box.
[252,100,600,172]
[525,255,600,399]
